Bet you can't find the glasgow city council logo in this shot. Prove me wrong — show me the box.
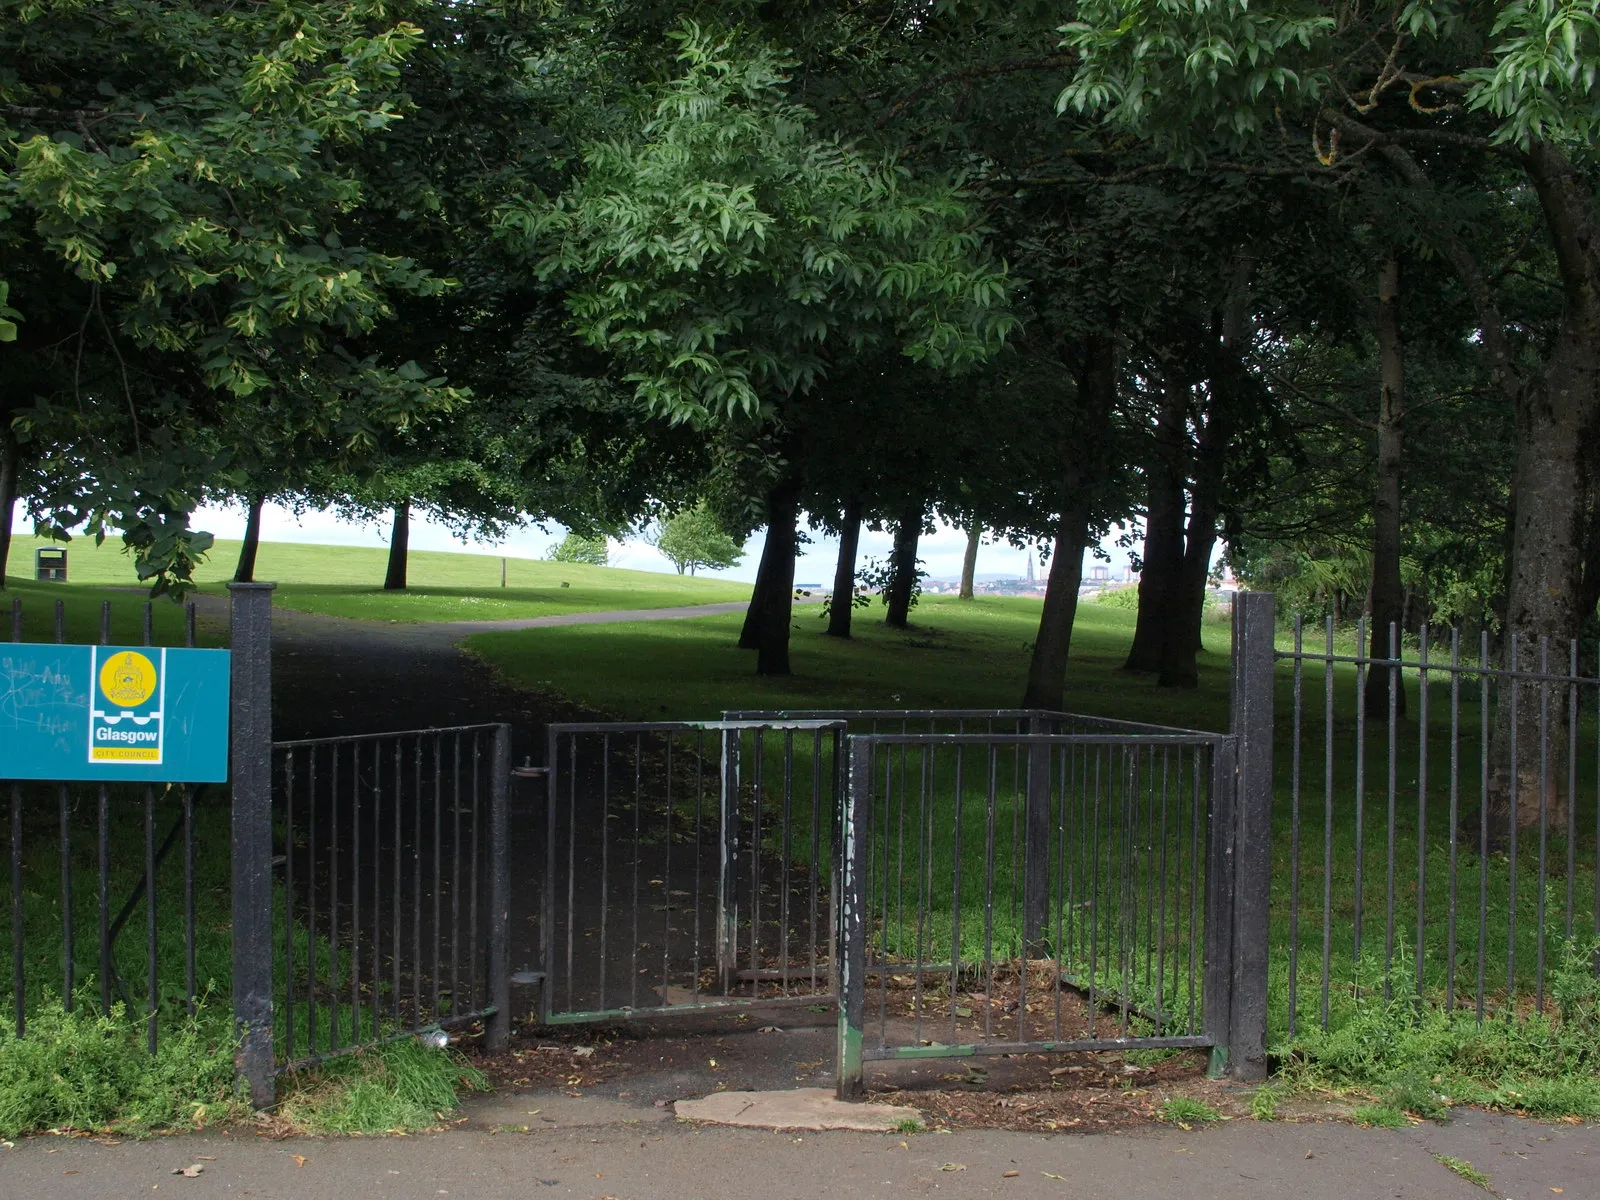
[88,647,166,764]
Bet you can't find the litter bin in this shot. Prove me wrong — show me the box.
[35,547,67,582]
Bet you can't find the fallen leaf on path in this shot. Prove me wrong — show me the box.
[171,1164,204,1178]
[1042,1172,1065,1180]
[290,1155,308,1167]
[937,1163,966,1172]
[1003,1170,1020,1178]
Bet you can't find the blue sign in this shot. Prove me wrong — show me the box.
[0,644,231,782]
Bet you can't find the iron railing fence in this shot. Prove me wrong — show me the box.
[1278,618,1600,1038]
[4,596,210,1052]
[542,720,843,1022]
[835,731,1236,1094]
[271,724,510,1073]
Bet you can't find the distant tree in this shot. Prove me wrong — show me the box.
[652,504,743,575]
[548,533,609,566]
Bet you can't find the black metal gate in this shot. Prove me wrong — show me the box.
[540,720,843,1022]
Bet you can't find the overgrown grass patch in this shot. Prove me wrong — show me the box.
[273,1038,487,1134]
[0,996,243,1138]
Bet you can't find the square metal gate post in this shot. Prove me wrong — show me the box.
[1023,717,1052,955]
[716,728,742,987]
[228,582,276,1108]
[836,737,869,1099]
[1202,737,1237,1077]
[486,724,512,1055]
[1227,591,1276,1081]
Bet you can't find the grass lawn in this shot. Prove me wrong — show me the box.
[465,596,1235,726]
[4,534,749,624]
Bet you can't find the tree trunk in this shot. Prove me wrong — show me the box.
[827,500,863,639]
[0,421,17,589]
[1126,379,1188,673]
[1364,256,1408,719]
[1022,504,1092,710]
[1023,335,1116,710]
[233,494,265,584]
[1162,485,1219,688]
[1488,143,1600,833]
[958,524,980,600]
[739,522,778,649]
[384,499,410,591]
[884,503,922,629]
[756,483,800,676]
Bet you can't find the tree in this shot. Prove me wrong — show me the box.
[549,533,608,566]
[1,0,460,592]
[498,21,1011,676]
[652,503,743,575]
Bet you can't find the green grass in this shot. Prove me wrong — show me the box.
[1435,1156,1491,1190]
[275,1039,487,1134]
[5,533,748,624]
[1156,1096,1221,1126]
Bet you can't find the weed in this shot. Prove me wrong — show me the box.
[1156,1097,1220,1128]
[0,995,243,1138]
[1434,1156,1490,1189]
[274,1038,487,1134]
[1249,1087,1280,1121]
[1351,1105,1407,1128]
[894,1117,925,1134]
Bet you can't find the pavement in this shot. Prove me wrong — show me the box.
[3,1102,1594,1200]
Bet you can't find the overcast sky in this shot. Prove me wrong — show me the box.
[10,498,1138,585]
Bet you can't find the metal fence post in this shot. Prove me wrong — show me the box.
[228,582,275,1108]
[1202,738,1237,1077]
[836,737,869,1099]
[486,724,512,1055]
[1023,716,1052,955]
[1228,590,1275,1081]
[716,728,742,985]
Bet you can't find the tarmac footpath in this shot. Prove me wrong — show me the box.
[2,1105,1592,1200]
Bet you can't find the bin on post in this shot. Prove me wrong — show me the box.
[35,547,67,581]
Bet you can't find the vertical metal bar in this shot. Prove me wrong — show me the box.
[716,730,739,989]
[1536,639,1550,1011]
[836,738,868,1099]
[663,733,675,1003]
[1203,738,1236,1073]
[1446,631,1460,1014]
[1384,621,1398,1000]
[1566,640,1577,943]
[1188,746,1201,1034]
[327,745,342,1050]
[1508,638,1520,1005]
[692,731,703,1002]
[949,743,965,1047]
[282,752,296,1062]
[542,726,558,1024]
[1478,632,1490,1023]
[10,780,22,1038]
[97,785,110,1013]
[981,745,998,1044]
[486,725,511,1055]
[451,732,461,1019]
[352,741,363,1039]
[467,732,480,1018]
[1289,618,1302,1038]
[392,738,402,1028]
[1024,718,1051,955]
[59,786,72,1012]
[1321,615,1335,1029]
[599,734,610,1008]
[1416,625,1429,1006]
[144,785,157,1053]
[431,733,442,1021]
[228,582,276,1107]
[781,730,794,994]
[183,782,195,1017]
[566,736,578,1011]
[810,729,822,992]
[1227,590,1274,1081]
[631,733,642,1011]
[751,729,765,996]
[1354,616,1368,968]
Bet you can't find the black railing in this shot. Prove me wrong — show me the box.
[4,595,207,1051]
[1278,616,1600,1036]
[272,724,511,1074]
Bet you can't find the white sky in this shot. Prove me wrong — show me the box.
[10,499,1139,585]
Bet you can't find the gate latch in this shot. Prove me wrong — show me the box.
[512,757,549,780]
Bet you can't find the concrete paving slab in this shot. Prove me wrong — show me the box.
[674,1087,923,1131]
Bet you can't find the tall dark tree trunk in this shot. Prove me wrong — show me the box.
[1126,379,1188,673]
[384,499,410,591]
[233,494,265,584]
[755,483,800,676]
[739,522,778,649]
[1488,143,1600,832]
[884,503,922,629]
[0,421,17,588]
[1159,256,1250,689]
[827,500,863,639]
[1365,256,1408,719]
[1023,336,1116,710]
[958,524,980,600]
